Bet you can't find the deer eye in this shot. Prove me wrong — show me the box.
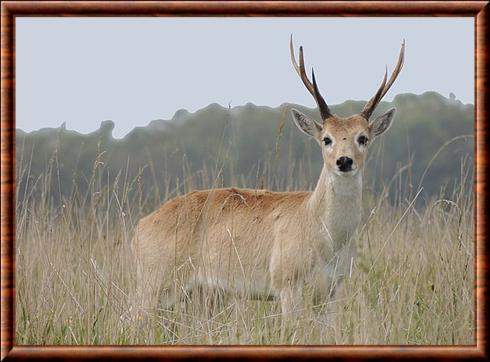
[323,137,332,146]
[357,135,369,146]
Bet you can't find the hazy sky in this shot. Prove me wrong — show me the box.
[16,18,473,138]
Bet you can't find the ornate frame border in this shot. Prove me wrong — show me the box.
[1,1,488,360]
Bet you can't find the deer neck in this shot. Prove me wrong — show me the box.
[309,167,362,209]
[306,166,363,248]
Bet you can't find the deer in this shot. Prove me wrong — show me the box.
[130,36,405,328]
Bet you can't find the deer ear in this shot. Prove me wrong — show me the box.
[291,108,322,138]
[370,108,395,137]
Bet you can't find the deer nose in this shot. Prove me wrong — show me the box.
[336,156,353,172]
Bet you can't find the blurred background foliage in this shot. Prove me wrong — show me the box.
[16,91,473,210]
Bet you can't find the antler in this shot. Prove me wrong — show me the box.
[361,40,405,120]
[290,35,332,121]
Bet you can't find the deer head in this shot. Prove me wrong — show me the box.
[290,36,404,177]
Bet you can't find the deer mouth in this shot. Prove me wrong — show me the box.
[334,167,358,177]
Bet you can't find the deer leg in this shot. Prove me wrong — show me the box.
[130,263,167,323]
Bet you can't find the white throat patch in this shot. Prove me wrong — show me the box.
[329,172,362,196]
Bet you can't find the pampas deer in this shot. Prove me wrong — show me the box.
[131,36,404,324]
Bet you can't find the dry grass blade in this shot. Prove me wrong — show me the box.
[15,141,474,345]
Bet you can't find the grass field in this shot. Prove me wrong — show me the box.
[15,142,474,345]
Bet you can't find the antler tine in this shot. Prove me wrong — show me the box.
[380,40,405,100]
[361,40,405,120]
[361,68,388,120]
[311,68,330,120]
[290,35,312,94]
[290,35,332,121]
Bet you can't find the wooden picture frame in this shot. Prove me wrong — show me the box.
[1,1,488,360]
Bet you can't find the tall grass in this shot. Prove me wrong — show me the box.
[15,131,474,345]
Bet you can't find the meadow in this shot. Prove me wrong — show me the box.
[15,131,474,345]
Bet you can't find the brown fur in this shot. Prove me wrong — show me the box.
[132,188,313,308]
